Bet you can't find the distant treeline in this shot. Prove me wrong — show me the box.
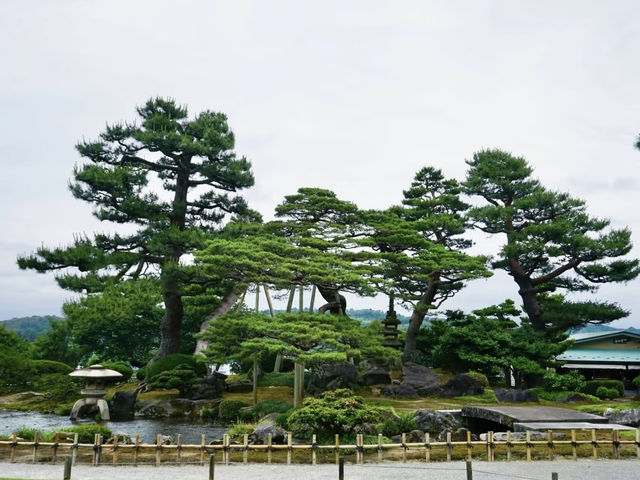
[0,315,60,341]
[1,309,411,343]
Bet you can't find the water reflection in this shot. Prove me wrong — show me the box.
[0,410,227,444]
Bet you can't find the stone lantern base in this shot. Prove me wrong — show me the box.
[70,397,111,421]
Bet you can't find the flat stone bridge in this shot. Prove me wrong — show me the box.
[460,406,632,431]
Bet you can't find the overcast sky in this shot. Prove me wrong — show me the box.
[1,1,639,327]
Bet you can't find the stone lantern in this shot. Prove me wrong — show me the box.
[68,364,122,421]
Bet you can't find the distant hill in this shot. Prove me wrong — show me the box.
[572,324,640,335]
[0,315,61,341]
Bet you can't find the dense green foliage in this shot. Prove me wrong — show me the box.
[147,364,201,396]
[464,149,639,334]
[29,360,73,376]
[146,353,207,381]
[542,370,586,392]
[100,361,133,382]
[18,97,256,362]
[218,399,250,421]
[286,389,381,440]
[583,380,624,398]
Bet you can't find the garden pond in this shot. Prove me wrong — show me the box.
[0,409,227,443]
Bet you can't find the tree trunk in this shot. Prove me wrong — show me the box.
[194,290,239,355]
[513,271,545,332]
[403,279,439,361]
[286,286,295,313]
[316,285,346,314]
[252,355,259,406]
[309,285,316,313]
[152,278,184,363]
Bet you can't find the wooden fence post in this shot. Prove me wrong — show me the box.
[378,433,383,462]
[177,434,182,464]
[636,429,640,459]
[446,431,452,462]
[571,430,577,461]
[547,430,554,461]
[209,453,215,480]
[51,437,58,465]
[506,431,511,462]
[133,434,140,466]
[200,434,206,466]
[526,430,532,462]
[425,432,430,462]
[612,430,620,460]
[402,432,407,463]
[268,433,273,464]
[335,434,340,464]
[92,434,98,466]
[311,434,317,465]
[225,434,230,465]
[72,433,78,466]
[63,455,72,480]
[551,473,558,480]
[112,433,119,466]
[466,459,473,480]
[32,431,39,464]
[10,432,17,463]
[243,433,248,464]
[156,434,162,466]
[487,431,493,462]
[287,432,292,465]
[591,429,598,460]
[466,430,473,461]
[338,456,344,480]
[357,434,363,464]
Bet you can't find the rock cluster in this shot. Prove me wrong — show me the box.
[382,363,483,398]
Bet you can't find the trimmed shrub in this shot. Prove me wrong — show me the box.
[583,380,624,398]
[0,353,34,393]
[148,364,200,396]
[258,372,295,388]
[146,354,207,381]
[286,389,382,441]
[543,370,586,392]
[218,399,250,421]
[632,375,640,389]
[30,360,73,375]
[101,361,133,382]
[466,371,489,388]
[378,418,400,437]
[136,366,147,381]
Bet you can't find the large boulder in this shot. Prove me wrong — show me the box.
[604,408,640,426]
[359,367,392,386]
[494,389,539,403]
[191,373,226,400]
[226,379,253,393]
[135,400,174,417]
[381,384,419,398]
[306,362,357,394]
[402,363,442,393]
[413,409,461,433]
[249,419,288,444]
[439,374,484,398]
[108,389,139,420]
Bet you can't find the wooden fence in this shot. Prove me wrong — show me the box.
[1,429,639,466]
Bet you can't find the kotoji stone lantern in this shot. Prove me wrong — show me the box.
[68,364,122,421]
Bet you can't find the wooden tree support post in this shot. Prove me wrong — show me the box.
[252,355,259,406]
[263,284,275,317]
[286,286,295,313]
[309,285,316,314]
[63,456,72,480]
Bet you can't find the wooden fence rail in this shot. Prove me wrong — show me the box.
[1,428,638,466]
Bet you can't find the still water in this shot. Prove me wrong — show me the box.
[0,410,227,444]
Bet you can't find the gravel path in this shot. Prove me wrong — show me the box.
[2,460,640,480]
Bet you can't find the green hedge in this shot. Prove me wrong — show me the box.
[100,361,133,382]
[146,354,207,381]
[582,380,624,398]
[30,360,73,375]
[218,399,250,421]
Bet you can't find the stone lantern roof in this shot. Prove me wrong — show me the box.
[69,364,123,379]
